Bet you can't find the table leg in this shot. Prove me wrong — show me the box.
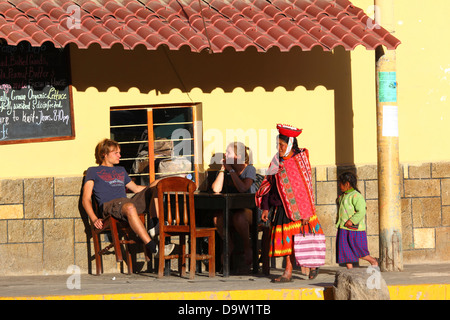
[252,208,258,273]
[222,198,230,277]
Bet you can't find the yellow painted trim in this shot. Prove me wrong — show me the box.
[388,284,450,300]
[1,285,449,300]
[0,288,325,300]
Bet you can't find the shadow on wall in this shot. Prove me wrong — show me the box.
[70,43,355,166]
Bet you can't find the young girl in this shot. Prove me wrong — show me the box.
[336,172,378,269]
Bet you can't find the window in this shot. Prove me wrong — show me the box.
[110,103,204,187]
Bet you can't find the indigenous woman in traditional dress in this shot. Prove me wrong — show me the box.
[256,124,325,282]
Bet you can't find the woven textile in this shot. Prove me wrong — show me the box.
[268,207,302,257]
[255,149,315,221]
[336,228,370,263]
[294,233,326,268]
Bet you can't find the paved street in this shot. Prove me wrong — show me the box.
[1,263,449,300]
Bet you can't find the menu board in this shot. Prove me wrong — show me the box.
[0,42,74,145]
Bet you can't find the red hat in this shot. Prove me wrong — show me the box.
[276,124,302,137]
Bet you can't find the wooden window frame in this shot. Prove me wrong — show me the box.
[110,102,204,187]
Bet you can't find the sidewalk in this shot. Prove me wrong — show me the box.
[0,263,449,300]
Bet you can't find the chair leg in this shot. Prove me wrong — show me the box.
[92,231,103,275]
[180,235,186,277]
[208,233,215,277]
[123,234,133,275]
[158,234,166,278]
[189,236,196,280]
[110,219,123,262]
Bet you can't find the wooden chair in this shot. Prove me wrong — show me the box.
[156,177,216,279]
[90,200,148,275]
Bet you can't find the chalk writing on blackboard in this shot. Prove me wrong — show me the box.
[0,42,74,144]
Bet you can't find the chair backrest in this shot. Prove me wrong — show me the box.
[157,177,197,230]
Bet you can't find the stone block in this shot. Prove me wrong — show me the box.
[0,205,24,219]
[315,204,337,237]
[43,219,74,274]
[324,236,335,265]
[432,162,450,178]
[7,219,43,243]
[412,198,441,228]
[0,221,6,243]
[356,165,378,180]
[75,242,91,274]
[329,166,357,182]
[442,179,450,206]
[333,268,390,300]
[55,196,81,218]
[0,179,23,204]
[436,226,450,261]
[316,181,339,205]
[365,180,378,200]
[404,179,440,198]
[413,228,435,249]
[365,200,379,235]
[316,166,327,181]
[311,167,316,200]
[403,249,437,264]
[401,199,414,250]
[55,176,83,196]
[74,218,90,243]
[367,235,379,259]
[0,243,43,275]
[327,166,338,181]
[443,206,450,226]
[408,163,431,179]
[24,178,54,219]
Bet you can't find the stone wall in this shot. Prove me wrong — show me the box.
[314,162,450,266]
[0,177,122,275]
[0,162,449,275]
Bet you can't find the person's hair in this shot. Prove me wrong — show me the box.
[278,134,300,158]
[338,171,361,193]
[95,139,120,165]
[228,141,251,164]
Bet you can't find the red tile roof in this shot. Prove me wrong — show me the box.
[0,0,400,52]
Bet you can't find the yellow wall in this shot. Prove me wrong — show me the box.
[352,0,450,164]
[0,0,449,179]
[394,0,450,163]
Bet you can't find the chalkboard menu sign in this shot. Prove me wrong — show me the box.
[0,42,75,145]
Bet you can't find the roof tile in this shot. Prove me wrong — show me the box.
[0,0,401,52]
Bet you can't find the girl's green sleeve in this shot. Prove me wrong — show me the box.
[349,194,366,225]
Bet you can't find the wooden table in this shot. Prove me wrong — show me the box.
[194,192,258,277]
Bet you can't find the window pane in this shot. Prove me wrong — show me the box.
[110,109,149,183]
[153,123,193,141]
[110,109,147,126]
[153,107,192,124]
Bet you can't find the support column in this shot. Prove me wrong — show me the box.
[374,0,403,272]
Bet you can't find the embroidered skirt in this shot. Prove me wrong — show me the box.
[336,228,370,263]
[269,206,324,257]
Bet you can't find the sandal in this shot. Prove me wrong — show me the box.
[271,276,292,283]
[308,268,319,280]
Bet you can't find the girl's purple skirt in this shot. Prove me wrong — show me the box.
[336,228,370,263]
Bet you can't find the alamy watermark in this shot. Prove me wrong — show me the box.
[366,265,382,290]
[171,123,279,168]
[365,5,382,30]
[66,5,81,30]
[66,264,81,290]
